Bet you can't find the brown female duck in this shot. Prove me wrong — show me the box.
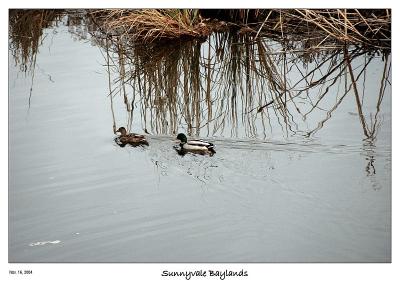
[115,127,149,147]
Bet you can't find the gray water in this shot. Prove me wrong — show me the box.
[9,22,391,262]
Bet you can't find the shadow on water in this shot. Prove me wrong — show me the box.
[9,9,391,179]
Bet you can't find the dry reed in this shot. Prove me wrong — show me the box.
[89,9,210,42]
[87,9,390,49]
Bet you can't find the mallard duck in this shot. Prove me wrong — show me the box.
[174,133,215,156]
[115,127,149,147]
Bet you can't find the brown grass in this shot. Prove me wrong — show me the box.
[87,9,391,49]
[89,9,210,42]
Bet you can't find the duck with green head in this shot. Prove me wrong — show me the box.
[174,133,215,156]
[115,127,149,147]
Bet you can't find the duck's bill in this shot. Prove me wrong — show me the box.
[173,139,180,143]
[116,131,121,135]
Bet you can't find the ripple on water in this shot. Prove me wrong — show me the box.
[29,240,61,246]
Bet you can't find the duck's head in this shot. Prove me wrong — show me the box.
[176,133,187,143]
[116,127,127,135]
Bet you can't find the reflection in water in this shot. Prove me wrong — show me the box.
[9,10,61,72]
[148,138,221,188]
[99,33,390,177]
[9,10,391,179]
[101,33,391,142]
[9,10,62,108]
[8,10,392,263]
[363,140,377,176]
[29,240,61,247]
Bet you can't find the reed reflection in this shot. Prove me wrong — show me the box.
[9,9,391,178]
[102,33,391,143]
[100,30,390,178]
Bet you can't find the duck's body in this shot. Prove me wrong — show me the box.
[115,127,149,147]
[174,133,215,156]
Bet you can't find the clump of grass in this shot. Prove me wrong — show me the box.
[284,9,391,50]
[87,9,390,49]
[228,9,391,50]
[89,9,210,42]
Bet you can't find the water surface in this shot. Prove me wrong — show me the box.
[9,17,391,262]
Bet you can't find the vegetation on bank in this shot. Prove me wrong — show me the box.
[88,9,390,49]
[10,9,391,48]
